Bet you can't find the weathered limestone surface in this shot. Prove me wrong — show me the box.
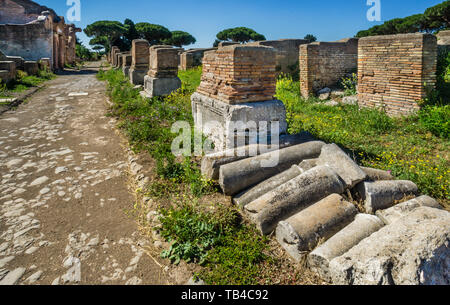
[308,214,384,281]
[329,207,450,285]
[300,38,358,97]
[245,166,346,235]
[276,194,358,261]
[358,33,437,116]
[376,195,442,225]
[436,30,450,46]
[219,141,325,196]
[121,54,132,77]
[361,167,394,181]
[233,164,303,208]
[316,143,367,188]
[201,131,315,180]
[356,180,419,214]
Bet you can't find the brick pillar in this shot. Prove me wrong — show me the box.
[191,45,287,151]
[128,39,149,85]
[358,33,437,116]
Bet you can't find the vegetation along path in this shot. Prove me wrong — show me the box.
[0,62,168,285]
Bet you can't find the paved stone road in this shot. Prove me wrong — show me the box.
[0,63,167,285]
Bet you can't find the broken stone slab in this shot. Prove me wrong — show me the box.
[316,143,367,188]
[329,207,450,285]
[361,167,394,181]
[375,195,443,225]
[0,267,26,285]
[233,164,304,208]
[342,95,358,105]
[219,141,325,196]
[308,214,384,282]
[318,87,331,100]
[356,180,419,214]
[276,194,358,261]
[201,131,315,180]
[245,165,346,235]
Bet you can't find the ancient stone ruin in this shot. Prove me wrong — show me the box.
[358,33,437,116]
[121,53,132,77]
[192,44,287,150]
[142,46,181,98]
[179,48,216,71]
[300,38,358,97]
[248,39,309,76]
[129,39,150,85]
[0,0,80,71]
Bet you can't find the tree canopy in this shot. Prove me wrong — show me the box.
[356,1,450,37]
[84,21,126,52]
[135,22,172,45]
[163,31,196,47]
[216,27,266,43]
[304,34,317,43]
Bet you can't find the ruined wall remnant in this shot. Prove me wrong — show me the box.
[436,30,450,46]
[0,0,80,70]
[142,46,181,97]
[358,33,437,116]
[300,38,358,97]
[192,45,287,150]
[129,39,150,85]
[247,39,309,76]
[0,60,16,82]
[196,45,278,104]
[179,48,216,71]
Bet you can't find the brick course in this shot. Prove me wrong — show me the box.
[196,45,277,104]
[300,38,358,97]
[358,33,437,116]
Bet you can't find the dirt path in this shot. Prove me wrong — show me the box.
[0,62,168,285]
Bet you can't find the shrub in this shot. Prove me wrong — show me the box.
[419,105,450,138]
[340,73,358,96]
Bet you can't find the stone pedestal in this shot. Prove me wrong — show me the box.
[129,39,150,85]
[191,92,287,151]
[143,75,181,98]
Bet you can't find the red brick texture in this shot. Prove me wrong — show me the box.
[358,33,437,116]
[300,38,358,97]
[196,45,277,104]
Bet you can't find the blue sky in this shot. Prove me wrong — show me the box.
[38,0,444,49]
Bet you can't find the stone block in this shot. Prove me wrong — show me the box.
[276,194,358,260]
[0,61,16,82]
[24,61,39,76]
[375,195,443,225]
[308,214,384,281]
[219,141,325,196]
[329,207,450,285]
[356,180,419,214]
[245,166,346,235]
[143,75,181,98]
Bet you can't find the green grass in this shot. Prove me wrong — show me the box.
[276,76,449,205]
[1,69,56,94]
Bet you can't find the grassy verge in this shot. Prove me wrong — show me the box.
[98,67,321,285]
[276,76,449,206]
[1,69,56,96]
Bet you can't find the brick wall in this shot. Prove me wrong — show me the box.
[179,48,216,70]
[300,38,358,97]
[358,33,437,116]
[247,39,308,76]
[196,45,277,104]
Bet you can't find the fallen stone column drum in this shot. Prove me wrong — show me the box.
[329,207,450,285]
[308,213,385,281]
[276,194,358,261]
[245,165,346,235]
[375,195,442,225]
[356,180,419,214]
[201,131,315,180]
[219,141,325,196]
[233,164,304,208]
